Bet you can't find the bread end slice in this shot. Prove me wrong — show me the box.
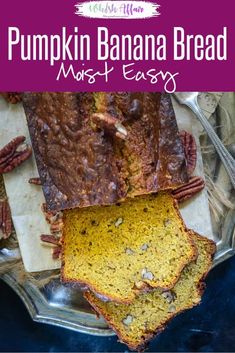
[84,232,216,351]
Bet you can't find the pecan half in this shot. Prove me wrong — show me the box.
[40,234,62,260]
[172,176,205,203]
[28,177,42,185]
[41,203,63,227]
[91,113,128,140]
[180,130,197,176]
[52,246,62,259]
[41,203,63,260]
[40,234,60,246]
[0,200,12,239]
[0,92,21,104]
[0,136,32,174]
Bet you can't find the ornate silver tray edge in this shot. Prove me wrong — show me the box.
[1,270,115,336]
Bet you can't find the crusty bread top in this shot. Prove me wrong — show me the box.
[61,192,196,303]
[85,232,216,351]
[23,92,188,211]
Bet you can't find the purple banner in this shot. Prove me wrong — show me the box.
[0,0,234,91]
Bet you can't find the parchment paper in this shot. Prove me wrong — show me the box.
[172,92,222,239]
[0,93,222,272]
[0,97,60,271]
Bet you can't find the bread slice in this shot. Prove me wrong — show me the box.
[61,192,196,303]
[85,232,216,351]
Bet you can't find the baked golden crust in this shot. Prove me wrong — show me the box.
[22,92,188,211]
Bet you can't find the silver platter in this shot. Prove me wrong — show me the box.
[0,92,234,336]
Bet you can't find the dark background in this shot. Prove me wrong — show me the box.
[0,255,235,352]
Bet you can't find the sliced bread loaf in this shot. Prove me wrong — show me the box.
[61,192,196,303]
[85,232,216,351]
[23,93,188,211]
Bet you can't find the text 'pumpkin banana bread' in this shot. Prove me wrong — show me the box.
[85,232,216,351]
[61,192,196,303]
[22,92,188,211]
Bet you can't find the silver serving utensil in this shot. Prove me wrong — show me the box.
[173,92,235,189]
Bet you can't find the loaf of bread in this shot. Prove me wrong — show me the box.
[22,93,188,211]
[85,232,216,351]
[61,192,196,303]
